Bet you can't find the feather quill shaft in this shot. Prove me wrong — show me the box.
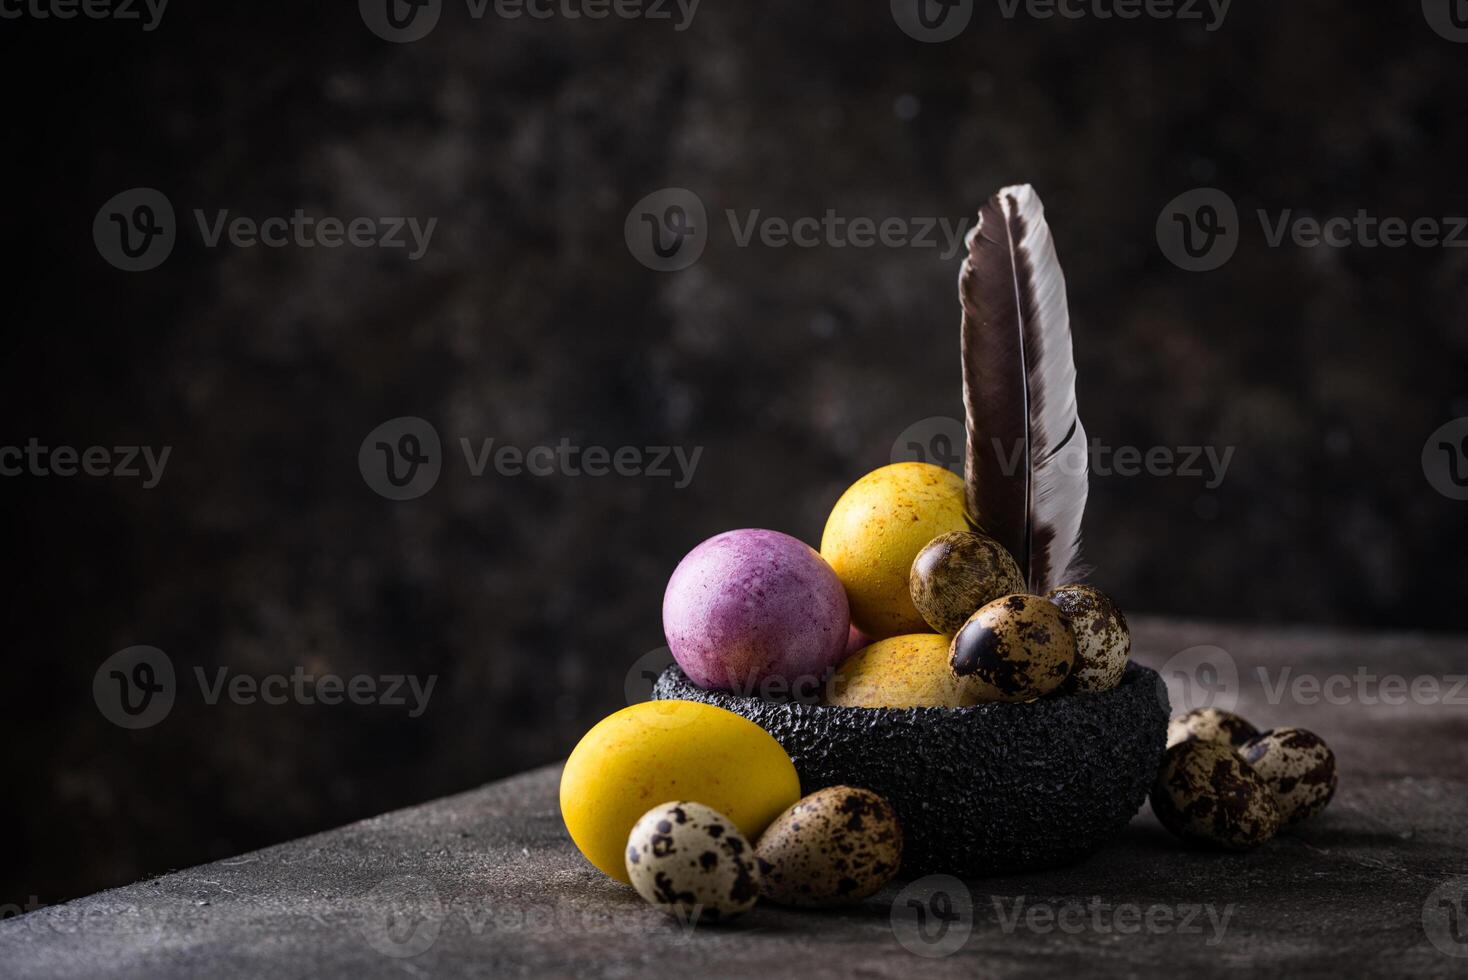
[959,184,1088,593]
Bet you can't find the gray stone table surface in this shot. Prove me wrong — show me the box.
[5,618,1468,979]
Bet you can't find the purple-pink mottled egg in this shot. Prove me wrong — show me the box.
[663,529,850,694]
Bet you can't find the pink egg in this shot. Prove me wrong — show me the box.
[844,623,873,658]
[663,529,850,695]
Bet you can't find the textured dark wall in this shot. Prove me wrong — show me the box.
[5,1,1467,910]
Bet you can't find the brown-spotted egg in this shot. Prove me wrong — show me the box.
[1150,740,1281,850]
[1046,584,1130,693]
[1166,707,1259,749]
[949,594,1076,702]
[909,531,1025,635]
[755,786,903,907]
[1238,727,1337,828]
[625,801,761,922]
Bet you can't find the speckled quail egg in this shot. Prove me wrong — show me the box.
[1238,728,1337,829]
[909,531,1026,635]
[1046,584,1130,693]
[1150,740,1281,850]
[949,594,1076,702]
[755,786,903,907]
[1166,707,1260,749]
[624,801,761,923]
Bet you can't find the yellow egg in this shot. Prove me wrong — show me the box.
[826,634,976,708]
[559,700,801,883]
[820,463,971,638]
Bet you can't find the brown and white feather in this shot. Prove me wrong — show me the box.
[959,184,1087,593]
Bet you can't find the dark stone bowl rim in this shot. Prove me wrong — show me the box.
[655,660,1161,720]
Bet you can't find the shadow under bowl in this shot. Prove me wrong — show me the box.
[652,661,1169,877]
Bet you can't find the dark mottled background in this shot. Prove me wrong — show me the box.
[4,0,1467,911]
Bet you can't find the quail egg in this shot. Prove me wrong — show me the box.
[1046,584,1130,693]
[949,594,1076,702]
[1166,707,1259,749]
[624,801,762,923]
[909,531,1026,635]
[755,786,903,907]
[1238,727,1337,828]
[1150,740,1281,850]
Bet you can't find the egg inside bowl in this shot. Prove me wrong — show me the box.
[652,661,1169,877]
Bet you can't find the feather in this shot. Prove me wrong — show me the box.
[958,184,1088,594]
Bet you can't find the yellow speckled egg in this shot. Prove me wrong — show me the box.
[559,700,801,884]
[820,463,970,638]
[826,634,977,708]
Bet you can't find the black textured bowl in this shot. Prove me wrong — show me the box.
[652,661,1168,877]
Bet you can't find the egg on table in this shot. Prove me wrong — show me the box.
[1238,727,1337,828]
[663,528,850,694]
[1166,707,1259,749]
[909,530,1026,635]
[1150,739,1281,850]
[1046,583,1130,693]
[560,700,800,883]
[820,463,971,639]
[825,633,975,709]
[625,801,762,923]
[755,786,903,907]
[948,594,1076,702]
